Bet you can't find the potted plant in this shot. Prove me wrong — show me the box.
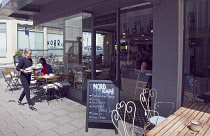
[13,50,23,64]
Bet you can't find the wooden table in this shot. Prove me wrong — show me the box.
[35,75,60,82]
[146,101,210,136]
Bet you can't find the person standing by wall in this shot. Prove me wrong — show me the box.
[16,48,37,111]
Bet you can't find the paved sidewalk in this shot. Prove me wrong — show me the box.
[0,78,139,136]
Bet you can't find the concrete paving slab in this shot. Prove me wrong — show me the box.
[0,112,12,120]
[18,117,41,128]
[1,132,17,136]
[35,113,56,122]
[35,121,58,132]
[0,119,7,127]
[51,115,73,125]
[15,126,41,136]
[37,107,55,114]
[3,115,25,125]
[52,123,77,136]
[35,130,60,136]
[69,119,86,129]
[0,122,23,135]
[51,109,68,117]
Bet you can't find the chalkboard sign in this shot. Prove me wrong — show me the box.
[85,80,119,133]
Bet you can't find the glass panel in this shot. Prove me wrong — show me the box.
[64,13,92,91]
[120,6,153,102]
[183,0,210,104]
[0,23,6,57]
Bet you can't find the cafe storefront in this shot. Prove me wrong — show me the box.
[28,4,154,103]
[0,0,188,113]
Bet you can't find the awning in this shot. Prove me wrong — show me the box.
[0,0,11,9]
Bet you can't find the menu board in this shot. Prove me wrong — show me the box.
[85,80,119,133]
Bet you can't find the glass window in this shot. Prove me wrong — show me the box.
[0,23,6,57]
[18,31,44,50]
[183,0,210,104]
[97,46,103,50]
[120,6,153,102]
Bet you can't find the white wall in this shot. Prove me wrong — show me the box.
[0,20,17,64]
[0,20,33,64]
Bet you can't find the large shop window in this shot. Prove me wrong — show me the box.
[0,23,6,57]
[18,31,43,50]
[183,0,210,104]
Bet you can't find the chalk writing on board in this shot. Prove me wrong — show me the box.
[88,83,116,120]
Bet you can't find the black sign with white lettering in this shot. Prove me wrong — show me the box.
[85,80,119,132]
[94,13,116,26]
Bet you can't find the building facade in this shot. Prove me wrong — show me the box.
[0,0,209,115]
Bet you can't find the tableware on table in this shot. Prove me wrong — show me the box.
[25,67,32,71]
[49,74,55,76]
[190,121,202,132]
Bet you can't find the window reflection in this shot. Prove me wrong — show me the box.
[183,0,210,104]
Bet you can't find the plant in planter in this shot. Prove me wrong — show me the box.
[13,50,23,64]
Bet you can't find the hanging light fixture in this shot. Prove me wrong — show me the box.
[101,33,107,37]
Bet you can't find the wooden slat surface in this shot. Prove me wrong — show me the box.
[173,101,194,115]
[196,124,209,136]
[146,101,210,136]
[146,115,177,136]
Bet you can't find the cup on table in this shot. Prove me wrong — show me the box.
[190,121,202,132]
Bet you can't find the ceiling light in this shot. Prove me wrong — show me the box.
[101,33,106,37]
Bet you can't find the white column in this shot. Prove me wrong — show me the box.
[43,27,48,56]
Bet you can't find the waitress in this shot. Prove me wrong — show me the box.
[16,48,37,111]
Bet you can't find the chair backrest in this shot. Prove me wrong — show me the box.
[140,88,157,119]
[61,75,72,81]
[192,79,200,98]
[134,70,149,100]
[111,101,137,136]
[6,67,15,72]
[140,88,174,124]
[2,71,12,80]
[46,76,59,83]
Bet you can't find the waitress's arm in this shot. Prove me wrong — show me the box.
[141,62,152,74]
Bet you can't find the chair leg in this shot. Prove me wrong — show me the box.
[6,81,13,92]
[45,89,49,105]
[58,88,62,101]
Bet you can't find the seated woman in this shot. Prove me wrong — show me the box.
[141,53,152,74]
[39,58,53,76]
[140,53,152,88]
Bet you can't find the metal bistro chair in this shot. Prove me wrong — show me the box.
[54,75,72,98]
[134,70,149,101]
[2,71,18,92]
[190,79,205,102]
[40,76,60,104]
[111,101,142,136]
[6,67,20,87]
[140,88,174,134]
[73,68,84,89]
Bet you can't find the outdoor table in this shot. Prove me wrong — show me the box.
[146,101,210,136]
[36,75,60,80]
